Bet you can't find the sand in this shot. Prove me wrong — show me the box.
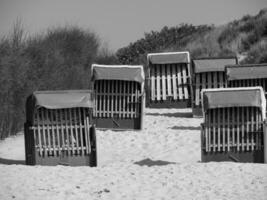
[0,108,266,200]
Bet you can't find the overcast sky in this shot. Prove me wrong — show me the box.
[0,0,266,50]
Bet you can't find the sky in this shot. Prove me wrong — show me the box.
[0,0,266,51]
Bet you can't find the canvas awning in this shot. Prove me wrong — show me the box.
[202,87,266,120]
[226,64,267,80]
[193,58,237,73]
[91,64,144,84]
[147,52,190,64]
[26,90,94,123]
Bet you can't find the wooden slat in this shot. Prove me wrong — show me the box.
[111,81,114,117]
[55,110,61,155]
[195,74,200,106]
[241,107,245,151]
[207,73,212,88]
[44,109,51,155]
[94,81,99,117]
[50,110,56,156]
[208,111,211,152]
[217,108,220,152]
[100,81,103,118]
[182,64,188,99]
[41,109,47,156]
[166,64,172,97]
[172,64,178,100]
[135,82,139,118]
[222,108,225,151]
[177,65,183,100]
[151,67,155,101]
[232,107,235,149]
[251,107,255,151]
[86,115,91,154]
[161,65,166,100]
[213,72,218,88]
[37,111,42,156]
[256,107,259,150]
[69,109,75,155]
[227,107,230,151]
[205,114,208,152]
[60,109,65,152]
[115,80,118,116]
[102,80,106,118]
[218,72,224,88]
[78,108,84,155]
[156,66,161,100]
[119,81,122,118]
[123,81,126,118]
[83,110,89,154]
[107,81,110,118]
[246,107,250,151]
[64,109,70,155]
[237,107,240,151]
[212,109,216,152]
[73,108,79,155]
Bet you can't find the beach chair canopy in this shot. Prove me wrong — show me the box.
[226,64,267,80]
[26,90,94,123]
[147,52,190,64]
[193,57,237,73]
[91,64,144,84]
[201,87,266,120]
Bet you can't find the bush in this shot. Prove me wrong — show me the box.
[0,24,101,139]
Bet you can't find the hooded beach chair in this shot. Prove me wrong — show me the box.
[191,57,237,117]
[226,63,267,98]
[201,87,266,163]
[147,52,191,108]
[24,90,97,166]
[91,64,145,130]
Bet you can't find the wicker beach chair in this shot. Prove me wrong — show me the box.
[201,87,265,163]
[91,64,145,130]
[24,90,97,166]
[191,57,237,117]
[147,52,191,108]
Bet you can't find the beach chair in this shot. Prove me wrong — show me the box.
[226,63,267,98]
[147,52,191,108]
[91,64,145,130]
[24,90,97,166]
[191,57,237,117]
[201,87,265,163]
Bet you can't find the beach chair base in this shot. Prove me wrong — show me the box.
[93,117,141,130]
[34,153,91,166]
[148,100,190,108]
[192,107,203,117]
[24,123,97,166]
[201,150,264,163]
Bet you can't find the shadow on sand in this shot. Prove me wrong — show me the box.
[146,112,193,118]
[0,157,25,165]
[170,126,200,130]
[134,158,176,167]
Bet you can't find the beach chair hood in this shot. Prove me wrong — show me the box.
[147,52,190,64]
[226,64,267,80]
[26,90,94,123]
[91,64,145,84]
[193,58,237,73]
[201,87,266,120]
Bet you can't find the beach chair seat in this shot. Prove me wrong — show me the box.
[24,90,97,166]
